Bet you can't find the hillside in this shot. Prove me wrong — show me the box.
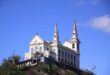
[24,62,94,75]
[0,55,94,75]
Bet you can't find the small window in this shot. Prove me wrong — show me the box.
[71,54,73,59]
[74,56,76,62]
[65,60,66,63]
[68,53,70,58]
[65,52,67,57]
[62,58,63,61]
[77,44,79,49]
[62,51,64,57]
[58,50,61,56]
[47,48,49,50]
[74,63,76,67]
[72,44,75,48]
[70,62,72,65]
[58,57,60,61]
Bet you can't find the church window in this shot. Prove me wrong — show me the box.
[62,58,63,61]
[74,56,76,64]
[71,54,73,59]
[65,52,67,57]
[47,48,49,50]
[72,44,75,48]
[68,53,70,58]
[74,63,76,67]
[58,57,60,61]
[58,50,61,56]
[65,60,66,63]
[70,62,72,65]
[77,44,79,49]
[62,51,64,57]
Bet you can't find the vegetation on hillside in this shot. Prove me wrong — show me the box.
[33,62,94,75]
[0,55,94,75]
[0,55,26,75]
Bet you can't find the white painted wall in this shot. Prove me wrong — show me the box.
[25,35,80,69]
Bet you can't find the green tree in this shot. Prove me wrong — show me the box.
[8,55,20,64]
[0,55,26,75]
[51,64,59,72]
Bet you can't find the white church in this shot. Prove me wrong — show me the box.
[25,20,80,69]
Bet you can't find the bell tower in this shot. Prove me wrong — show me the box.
[53,23,60,44]
[51,23,60,61]
[71,20,80,53]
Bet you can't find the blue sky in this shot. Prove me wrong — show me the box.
[0,0,110,75]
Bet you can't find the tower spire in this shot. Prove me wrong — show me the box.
[53,23,59,44]
[72,19,78,39]
[71,19,80,44]
[70,19,80,54]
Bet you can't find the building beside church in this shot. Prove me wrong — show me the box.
[25,20,80,69]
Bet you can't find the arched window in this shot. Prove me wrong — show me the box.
[73,56,76,67]
[68,53,70,58]
[74,56,76,61]
[58,49,61,56]
[62,50,64,57]
[65,52,67,58]
[77,44,79,49]
[71,54,73,61]
[72,44,75,48]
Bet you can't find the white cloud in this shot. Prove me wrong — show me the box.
[88,15,110,32]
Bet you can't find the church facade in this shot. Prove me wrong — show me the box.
[25,20,80,69]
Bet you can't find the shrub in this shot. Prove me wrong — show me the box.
[65,70,77,75]
[81,69,94,75]
[40,64,48,73]
[51,64,59,72]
